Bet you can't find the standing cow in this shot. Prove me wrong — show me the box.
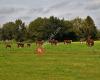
[49,39,58,45]
[36,40,44,46]
[86,36,94,47]
[64,40,72,44]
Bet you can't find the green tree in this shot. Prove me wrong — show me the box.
[96,29,100,40]
[83,16,97,38]
[1,22,16,40]
[14,19,27,42]
[72,17,84,40]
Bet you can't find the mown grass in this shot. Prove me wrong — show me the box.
[0,41,100,80]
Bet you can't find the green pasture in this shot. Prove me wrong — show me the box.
[0,41,100,80]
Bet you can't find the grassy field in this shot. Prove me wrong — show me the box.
[0,41,100,80]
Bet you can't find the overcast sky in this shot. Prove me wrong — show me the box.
[0,0,100,28]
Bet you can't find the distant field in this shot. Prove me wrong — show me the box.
[0,41,100,80]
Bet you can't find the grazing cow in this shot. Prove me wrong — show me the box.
[17,42,24,48]
[36,40,44,46]
[49,39,58,45]
[64,40,72,44]
[86,36,94,47]
[27,43,31,47]
[6,44,11,48]
[86,39,94,47]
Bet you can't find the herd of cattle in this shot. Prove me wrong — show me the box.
[4,37,94,48]
[5,42,31,48]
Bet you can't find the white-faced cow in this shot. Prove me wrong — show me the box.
[86,36,94,47]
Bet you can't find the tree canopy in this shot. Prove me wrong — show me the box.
[0,16,99,42]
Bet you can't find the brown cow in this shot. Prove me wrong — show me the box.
[64,40,72,44]
[49,39,58,45]
[86,36,94,47]
[86,39,94,47]
[36,40,44,46]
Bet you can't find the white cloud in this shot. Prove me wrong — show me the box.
[0,0,100,28]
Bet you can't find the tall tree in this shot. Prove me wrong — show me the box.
[14,19,26,42]
[72,17,84,39]
[1,22,16,40]
[84,16,97,38]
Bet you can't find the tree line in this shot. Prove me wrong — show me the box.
[0,16,100,42]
